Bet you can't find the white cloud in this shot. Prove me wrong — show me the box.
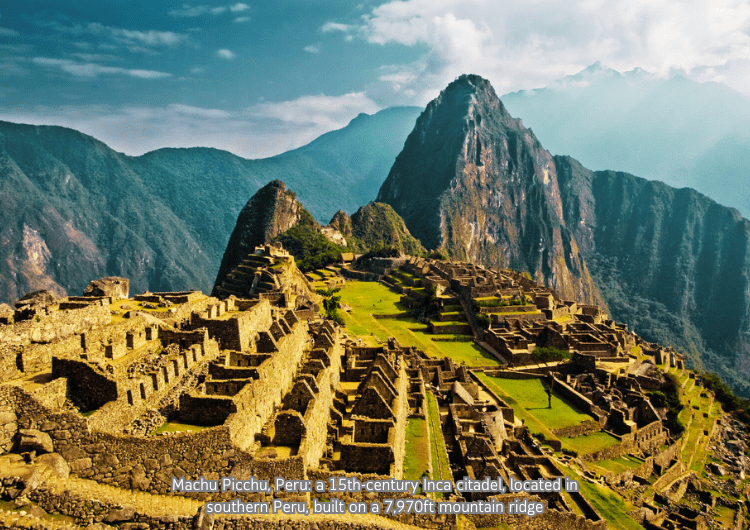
[0,101,366,159]
[247,92,381,128]
[70,53,119,62]
[321,22,351,33]
[169,3,250,17]
[169,5,210,17]
[304,44,320,54]
[32,57,171,79]
[688,58,750,98]
[216,49,235,59]
[34,19,191,50]
[169,103,231,118]
[350,0,750,102]
[190,66,205,74]
[104,26,187,47]
[0,27,19,37]
[234,16,251,23]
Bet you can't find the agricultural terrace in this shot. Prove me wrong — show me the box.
[558,464,645,530]
[337,280,499,367]
[673,367,722,477]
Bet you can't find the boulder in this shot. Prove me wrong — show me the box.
[34,452,70,478]
[0,303,13,324]
[104,505,136,523]
[15,290,61,309]
[83,276,129,300]
[17,429,54,454]
[0,459,42,497]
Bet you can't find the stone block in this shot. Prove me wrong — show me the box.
[70,457,93,473]
[84,277,129,300]
[17,429,54,454]
[104,505,136,523]
[34,453,70,478]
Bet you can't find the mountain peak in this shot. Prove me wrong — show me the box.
[212,179,311,295]
[377,74,602,305]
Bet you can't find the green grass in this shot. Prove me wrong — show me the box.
[560,432,620,455]
[403,417,430,481]
[477,373,560,445]
[152,421,207,434]
[559,465,645,530]
[339,281,499,367]
[426,392,451,498]
[437,311,465,319]
[715,506,736,527]
[479,375,593,430]
[431,320,469,327]
[593,455,643,475]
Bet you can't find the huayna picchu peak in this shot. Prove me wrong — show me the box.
[377,74,602,308]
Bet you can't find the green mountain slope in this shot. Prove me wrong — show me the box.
[0,106,421,302]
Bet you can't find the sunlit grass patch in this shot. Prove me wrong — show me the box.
[338,281,498,367]
[403,417,429,481]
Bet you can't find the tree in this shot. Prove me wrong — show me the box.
[540,375,553,408]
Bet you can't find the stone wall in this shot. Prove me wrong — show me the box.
[652,461,687,492]
[1,384,260,494]
[189,300,272,351]
[550,377,602,420]
[298,339,342,469]
[51,358,118,411]
[552,420,603,438]
[225,320,309,450]
[0,304,112,380]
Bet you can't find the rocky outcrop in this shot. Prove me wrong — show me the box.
[213,181,312,294]
[329,203,425,255]
[14,290,61,309]
[83,277,129,300]
[328,210,353,237]
[377,74,601,305]
[16,429,53,454]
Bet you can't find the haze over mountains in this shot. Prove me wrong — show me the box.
[502,63,750,218]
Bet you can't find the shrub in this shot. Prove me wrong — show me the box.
[646,391,667,408]
[530,346,570,363]
[274,224,344,272]
[476,314,491,328]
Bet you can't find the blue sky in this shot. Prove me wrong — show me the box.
[2,0,750,158]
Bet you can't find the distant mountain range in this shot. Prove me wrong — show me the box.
[0,106,421,302]
[502,62,750,218]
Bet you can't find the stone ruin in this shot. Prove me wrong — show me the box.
[0,251,744,530]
